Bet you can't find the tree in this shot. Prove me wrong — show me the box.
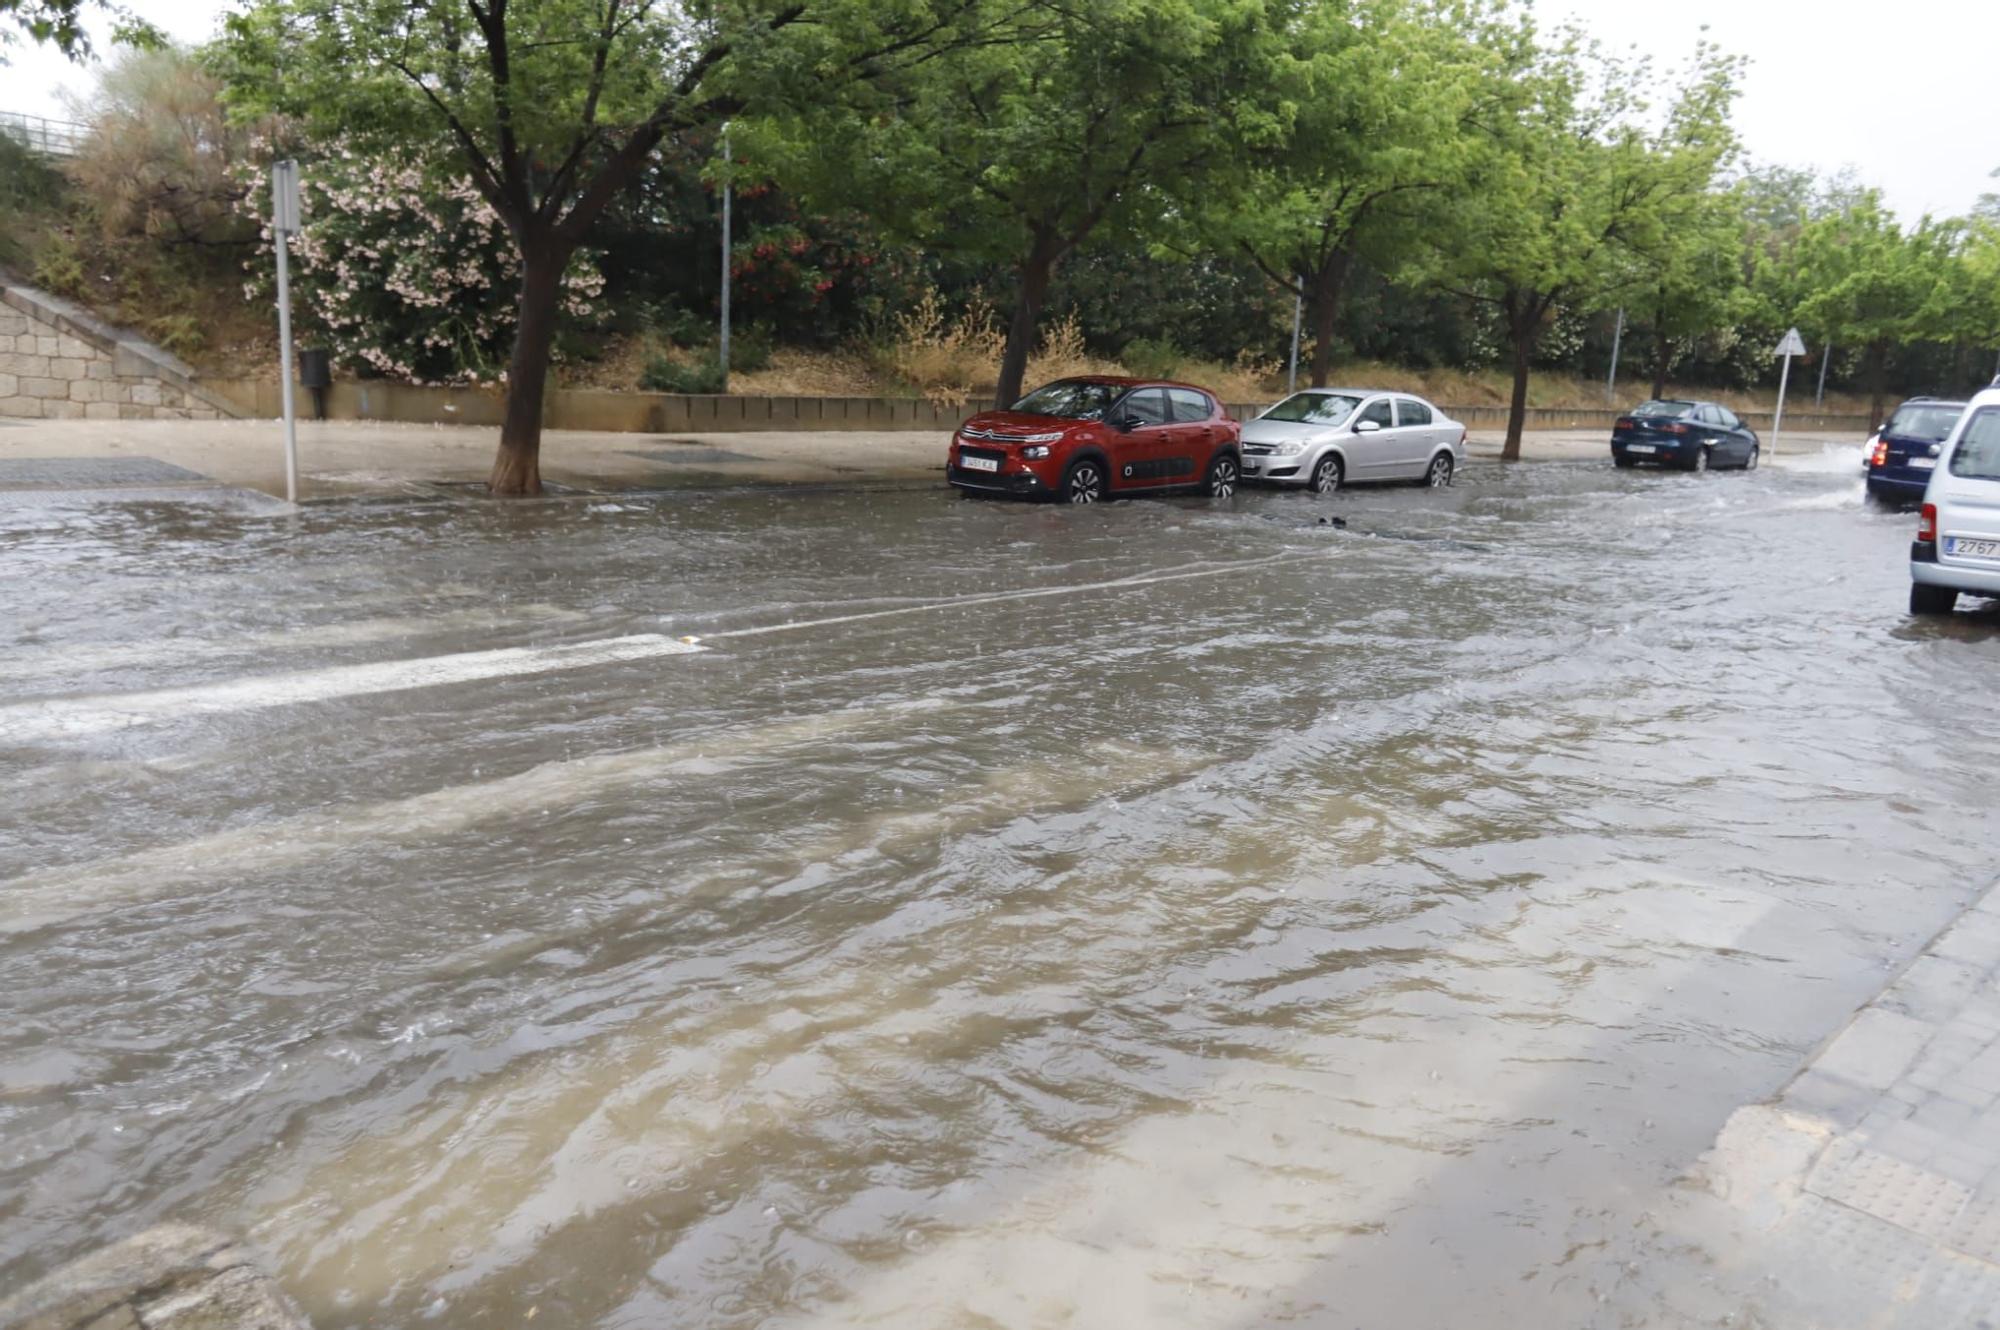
[774,0,1276,409]
[220,0,1001,495]
[1777,195,1955,422]
[1214,0,1517,387]
[1624,188,1749,399]
[1,0,156,62]
[1425,34,1743,459]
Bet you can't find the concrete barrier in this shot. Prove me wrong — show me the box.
[201,378,1875,440]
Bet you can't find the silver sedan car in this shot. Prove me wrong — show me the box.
[1238,388,1467,492]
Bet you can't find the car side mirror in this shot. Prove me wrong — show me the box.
[1355,420,1382,434]
[1110,414,1138,432]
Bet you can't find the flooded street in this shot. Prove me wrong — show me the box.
[4,452,1999,1327]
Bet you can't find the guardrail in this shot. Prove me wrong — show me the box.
[0,111,86,157]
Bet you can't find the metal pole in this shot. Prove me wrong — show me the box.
[272,161,300,506]
[718,126,731,392]
[1771,351,1792,460]
[1815,341,1831,408]
[1606,307,1625,404]
[1286,287,1303,394]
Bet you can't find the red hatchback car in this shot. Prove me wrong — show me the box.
[947,377,1243,503]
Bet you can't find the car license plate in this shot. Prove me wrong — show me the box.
[960,456,999,472]
[1910,457,1936,470]
[1947,537,2000,559]
[1626,444,1655,454]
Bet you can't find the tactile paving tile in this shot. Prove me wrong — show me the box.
[1807,1137,1972,1241]
[0,456,208,488]
[1945,1192,2000,1267]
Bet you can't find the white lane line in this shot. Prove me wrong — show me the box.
[703,550,1321,641]
[0,634,705,741]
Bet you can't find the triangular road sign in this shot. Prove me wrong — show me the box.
[1774,328,1806,357]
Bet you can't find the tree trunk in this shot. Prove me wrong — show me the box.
[1503,311,1533,463]
[995,237,1061,410]
[489,236,572,497]
[1651,329,1670,400]
[1306,252,1351,388]
[1867,339,1889,428]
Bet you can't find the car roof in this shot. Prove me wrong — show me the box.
[1288,386,1417,399]
[1894,397,1968,408]
[1058,375,1214,393]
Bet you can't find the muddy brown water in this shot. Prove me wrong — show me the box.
[3,452,1998,1327]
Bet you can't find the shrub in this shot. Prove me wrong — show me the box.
[878,287,1003,407]
[66,48,251,247]
[640,350,728,394]
[1025,310,1119,384]
[1119,336,1186,379]
[728,322,774,372]
[238,150,606,385]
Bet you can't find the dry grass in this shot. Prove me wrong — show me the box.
[550,321,1879,417]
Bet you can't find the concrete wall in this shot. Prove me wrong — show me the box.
[0,276,244,422]
[206,378,986,434]
[202,377,1876,439]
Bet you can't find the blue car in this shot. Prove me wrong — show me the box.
[1611,399,1761,471]
[1866,397,1967,504]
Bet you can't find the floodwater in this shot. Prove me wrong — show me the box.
[3,452,1998,1327]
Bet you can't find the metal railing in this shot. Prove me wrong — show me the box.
[0,111,86,157]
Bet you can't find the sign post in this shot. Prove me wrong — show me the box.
[1771,326,1805,461]
[271,161,301,505]
[1605,307,1625,404]
[1286,288,1302,394]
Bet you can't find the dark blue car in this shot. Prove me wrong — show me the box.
[1611,399,1761,472]
[1866,398,1966,504]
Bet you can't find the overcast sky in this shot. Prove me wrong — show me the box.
[8,0,1997,222]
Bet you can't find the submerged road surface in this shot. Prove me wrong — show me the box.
[3,452,1998,1327]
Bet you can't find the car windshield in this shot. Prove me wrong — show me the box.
[1632,400,1696,418]
[1885,403,1964,443]
[1261,392,1363,424]
[1948,408,2000,481]
[1010,380,1126,420]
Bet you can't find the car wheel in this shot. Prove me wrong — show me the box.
[1910,582,1958,616]
[1689,446,1710,473]
[1204,453,1239,498]
[1060,460,1105,504]
[1423,453,1454,488]
[1310,453,1342,494]
[1744,446,1759,471]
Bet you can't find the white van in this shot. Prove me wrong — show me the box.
[1910,381,2000,615]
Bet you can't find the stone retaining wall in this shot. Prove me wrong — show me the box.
[0,276,243,422]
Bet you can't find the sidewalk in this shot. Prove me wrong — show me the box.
[1657,878,2000,1325]
[0,417,1863,502]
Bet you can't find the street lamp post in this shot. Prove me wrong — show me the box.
[719,126,732,393]
[272,160,301,505]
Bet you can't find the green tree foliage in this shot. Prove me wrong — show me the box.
[771,0,1280,408]
[1213,0,1519,387]
[1424,34,1741,459]
[1769,194,1957,422]
[219,0,1002,494]
[1,0,158,63]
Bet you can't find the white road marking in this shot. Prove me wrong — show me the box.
[0,634,705,741]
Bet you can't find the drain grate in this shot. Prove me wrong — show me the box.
[0,456,210,489]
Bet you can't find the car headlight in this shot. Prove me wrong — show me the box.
[1022,445,1052,459]
[1270,440,1304,457]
